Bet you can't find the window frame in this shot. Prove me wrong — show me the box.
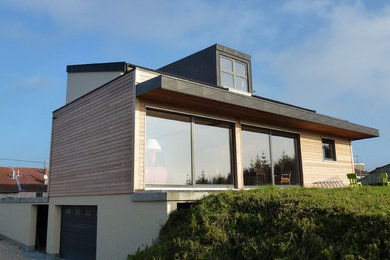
[219,55,249,92]
[322,138,337,161]
[241,125,302,187]
[145,108,235,189]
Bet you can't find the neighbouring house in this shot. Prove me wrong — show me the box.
[360,163,390,185]
[0,44,379,260]
[0,167,48,198]
[354,162,368,176]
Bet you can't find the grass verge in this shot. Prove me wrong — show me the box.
[128,186,390,260]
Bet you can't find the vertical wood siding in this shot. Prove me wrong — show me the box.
[49,72,135,196]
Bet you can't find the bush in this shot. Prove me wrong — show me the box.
[128,186,390,260]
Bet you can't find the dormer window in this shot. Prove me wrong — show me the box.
[220,55,248,92]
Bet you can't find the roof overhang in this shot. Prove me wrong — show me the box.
[136,75,379,141]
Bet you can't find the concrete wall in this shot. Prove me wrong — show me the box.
[0,202,38,249]
[66,71,122,103]
[47,194,169,260]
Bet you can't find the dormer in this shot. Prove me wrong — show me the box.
[158,44,253,94]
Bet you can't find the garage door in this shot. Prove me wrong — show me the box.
[60,206,97,260]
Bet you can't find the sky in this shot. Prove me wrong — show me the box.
[0,0,389,171]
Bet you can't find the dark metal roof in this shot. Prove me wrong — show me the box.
[136,74,379,140]
[251,94,316,113]
[157,43,253,92]
[66,62,130,73]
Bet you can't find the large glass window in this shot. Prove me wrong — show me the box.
[220,55,248,92]
[145,109,234,187]
[242,126,301,186]
[242,128,272,186]
[145,110,191,185]
[271,133,300,185]
[194,119,233,185]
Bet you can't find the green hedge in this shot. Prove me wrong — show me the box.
[128,186,390,260]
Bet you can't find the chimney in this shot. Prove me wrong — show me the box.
[66,62,130,104]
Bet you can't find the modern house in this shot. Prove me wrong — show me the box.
[0,167,48,198]
[0,44,379,260]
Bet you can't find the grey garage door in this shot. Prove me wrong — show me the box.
[60,206,97,260]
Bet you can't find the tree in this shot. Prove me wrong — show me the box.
[196,169,210,184]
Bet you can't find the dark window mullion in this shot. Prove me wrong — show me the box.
[190,116,195,186]
[269,130,275,185]
[229,126,235,187]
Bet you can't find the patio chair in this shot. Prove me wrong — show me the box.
[280,162,292,185]
[346,173,362,187]
[380,172,389,186]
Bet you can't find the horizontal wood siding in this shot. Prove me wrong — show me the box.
[300,132,354,187]
[49,71,135,197]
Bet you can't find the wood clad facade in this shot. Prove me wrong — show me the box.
[134,74,355,189]
[49,71,135,197]
[300,132,354,186]
[50,66,358,196]
[133,68,160,191]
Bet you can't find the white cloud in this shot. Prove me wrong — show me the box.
[259,1,390,112]
[10,76,54,91]
[0,19,35,41]
[279,0,336,16]
[1,0,270,46]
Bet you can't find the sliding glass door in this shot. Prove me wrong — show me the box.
[145,108,234,187]
[242,126,301,186]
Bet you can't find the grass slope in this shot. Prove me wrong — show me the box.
[128,187,390,260]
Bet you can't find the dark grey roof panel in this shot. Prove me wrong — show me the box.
[67,62,130,73]
[158,45,217,86]
[252,94,315,113]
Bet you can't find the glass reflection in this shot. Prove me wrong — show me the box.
[235,61,246,76]
[271,134,299,185]
[194,119,233,185]
[242,127,301,186]
[235,76,248,92]
[221,72,234,88]
[242,129,272,186]
[145,111,191,185]
[220,56,233,72]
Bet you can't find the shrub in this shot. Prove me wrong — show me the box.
[128,186,390,260]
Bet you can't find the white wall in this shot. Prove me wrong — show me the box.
[47,194,169,260]
[0,202,38,249]
[66,71,123,103]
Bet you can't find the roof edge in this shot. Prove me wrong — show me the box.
[136,74,379,140]
[66,62,131,73]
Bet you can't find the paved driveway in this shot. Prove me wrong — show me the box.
[0,239,53,260]
[0,240,30,260]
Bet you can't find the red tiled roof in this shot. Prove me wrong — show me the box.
[0,167,47,193]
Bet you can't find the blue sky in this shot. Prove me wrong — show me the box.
[0,0,389,171]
